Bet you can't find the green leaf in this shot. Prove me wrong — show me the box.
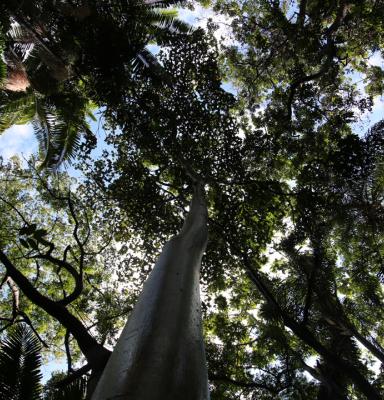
[366,66,384,96]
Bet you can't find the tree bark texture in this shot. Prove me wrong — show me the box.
[92,183,210,400]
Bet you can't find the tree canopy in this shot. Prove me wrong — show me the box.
[1,1,384,399]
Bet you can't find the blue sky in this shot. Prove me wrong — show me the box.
[0,123,36,162]
[351,51,384,134]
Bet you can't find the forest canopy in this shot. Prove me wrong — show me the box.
[1,0,384,399]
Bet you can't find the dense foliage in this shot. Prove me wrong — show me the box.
[1,0,384,399]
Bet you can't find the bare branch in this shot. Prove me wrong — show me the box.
[7,277,20,319]
[85,307,132,332]
[30,252,82,306]
[54,363,92,388]
[33,260,41,285]
[0,249,110,366]
[0,273,9,289]
[297,0,307,27]
[19,311,49,348]
[209,373,278,394]
[65,329,73,373]
[0,195,29,225]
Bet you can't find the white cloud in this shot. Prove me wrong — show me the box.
[0,124,37,161]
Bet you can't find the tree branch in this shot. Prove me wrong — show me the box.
[286,0,351,121]
[0,250,110,368]
[324,0,349,36]
[0,195,30,225]
[297,0,307,27]
[209,373,278,394]
[54,363,92,388]
[237,251,381,399]
[31,251,83,306]
[64,329,73,373]
[19,311,49,348]
[7,277,19,320]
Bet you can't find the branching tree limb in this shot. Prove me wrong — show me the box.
[0,250,110,369]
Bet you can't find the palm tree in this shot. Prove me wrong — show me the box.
[0,88,96,170]
[0,323,42,400]
[0,1,191,169]
[0,22,97,170]
[0,323,87,400]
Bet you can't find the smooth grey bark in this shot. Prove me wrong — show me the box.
[92,183,210,400]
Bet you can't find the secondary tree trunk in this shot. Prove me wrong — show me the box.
[91,183,210,400]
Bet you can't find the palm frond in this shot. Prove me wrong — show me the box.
[7,23,34,44]
[132,47,175,86]
[0,324,42,400]
[34,105,86,170]
[144,0,187,9]
[0,30,7,87]
[86,110,97,122]
[45,377,87,400]
[0,92,36,133]
[0,58,6,87]
[50,120,83,168]
[7,23,36,62]
[33,101,55,159]
[132,47,161,72]
[146,9,193,35]
[156,8,178,18]
[33,113,61,170]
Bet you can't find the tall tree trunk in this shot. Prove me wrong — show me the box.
[91,183,210,400]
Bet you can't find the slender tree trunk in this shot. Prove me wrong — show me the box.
[91,183,210,400]
[351,327,384,364]
[240,254,382,400]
